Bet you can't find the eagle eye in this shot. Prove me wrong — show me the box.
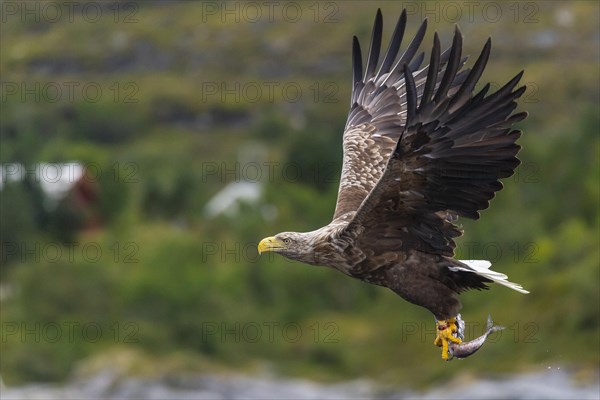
[282,238,291,244]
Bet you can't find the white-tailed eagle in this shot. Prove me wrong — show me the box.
[259,9,528,360]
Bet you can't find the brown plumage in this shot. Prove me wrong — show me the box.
[258,9,528,322]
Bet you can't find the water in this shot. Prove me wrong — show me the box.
[2,368,598,399]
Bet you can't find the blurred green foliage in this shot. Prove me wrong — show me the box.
[1,0,598,387]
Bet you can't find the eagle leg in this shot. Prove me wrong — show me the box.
[434,317,462,360]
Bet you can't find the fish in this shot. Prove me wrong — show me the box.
[448,314,505,360]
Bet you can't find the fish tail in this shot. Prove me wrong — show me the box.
[486,314,505,333]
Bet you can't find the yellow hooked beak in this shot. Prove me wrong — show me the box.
[258,236,285,254]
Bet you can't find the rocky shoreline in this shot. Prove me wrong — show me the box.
[2,368,598,399]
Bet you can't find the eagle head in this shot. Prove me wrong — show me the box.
[258,232,318,264]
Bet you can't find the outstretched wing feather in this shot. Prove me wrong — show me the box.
[333,10,527,262]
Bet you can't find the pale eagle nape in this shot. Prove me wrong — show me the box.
[258,9,529,361]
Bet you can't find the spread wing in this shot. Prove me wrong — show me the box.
[333,9,470,219]
[338,13,527,258]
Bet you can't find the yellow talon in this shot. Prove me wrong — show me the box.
[434,317,462,360]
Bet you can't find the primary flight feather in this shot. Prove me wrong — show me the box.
[258,9,529,360]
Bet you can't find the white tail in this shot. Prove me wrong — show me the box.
[452,260,530,294]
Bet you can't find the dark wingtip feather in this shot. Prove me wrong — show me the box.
[511,85,527,99]
[364,9,383,81]
[408,51,425,71]
[377,9,408,79]
[419,32,441,110]
[352,36,363,86]
[449,37,491,111]
[506,111,528,124]
[454,24,463,37]
[399,17,428,64]
[515,70,525,81]
[499,70,525,95]
[434,25,463,103]
[471,82,490,103]
[403,64,418,125]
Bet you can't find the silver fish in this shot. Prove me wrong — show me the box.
[448,314,505,360]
